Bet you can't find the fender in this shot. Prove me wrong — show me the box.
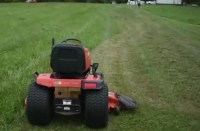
[81,73,105,90]
[33,72,105,89]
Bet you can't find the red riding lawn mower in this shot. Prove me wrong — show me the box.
[24,38,137,128]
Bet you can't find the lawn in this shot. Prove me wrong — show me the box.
[0,3,200,131]
[143,5,200,25]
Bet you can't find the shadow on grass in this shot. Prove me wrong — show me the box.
[51,113,85,126]
[48,109,137,128]
[8,109,138,131]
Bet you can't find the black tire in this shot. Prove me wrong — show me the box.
[84,84,108,128]
[26,82,53,126]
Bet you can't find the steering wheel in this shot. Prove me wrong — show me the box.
[61,38,82,45]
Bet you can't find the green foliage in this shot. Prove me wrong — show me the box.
[1,0,200,4]
[0,0,116,3]
[183,0,200,5]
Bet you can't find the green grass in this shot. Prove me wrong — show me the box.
[0,3,123,128]
[143,5,200,25]
[0,3,200,131]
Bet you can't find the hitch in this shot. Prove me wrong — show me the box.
[33,72,39,80]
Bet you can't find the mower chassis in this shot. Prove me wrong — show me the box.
[26,72,108,128]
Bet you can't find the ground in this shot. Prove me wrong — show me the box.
[0,3,200,131]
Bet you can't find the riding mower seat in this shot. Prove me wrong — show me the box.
[50,43,90,79]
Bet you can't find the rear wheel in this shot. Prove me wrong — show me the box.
[26,82,54,126]
[84,84,108,128]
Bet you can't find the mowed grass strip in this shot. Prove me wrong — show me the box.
[0,3,200,131]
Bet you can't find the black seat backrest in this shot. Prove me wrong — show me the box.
[50,44,85,74]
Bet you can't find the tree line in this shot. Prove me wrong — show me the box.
[0,0,126,3]
[0,0,199,5]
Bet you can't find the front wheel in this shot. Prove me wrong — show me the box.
[114,106,120,115]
